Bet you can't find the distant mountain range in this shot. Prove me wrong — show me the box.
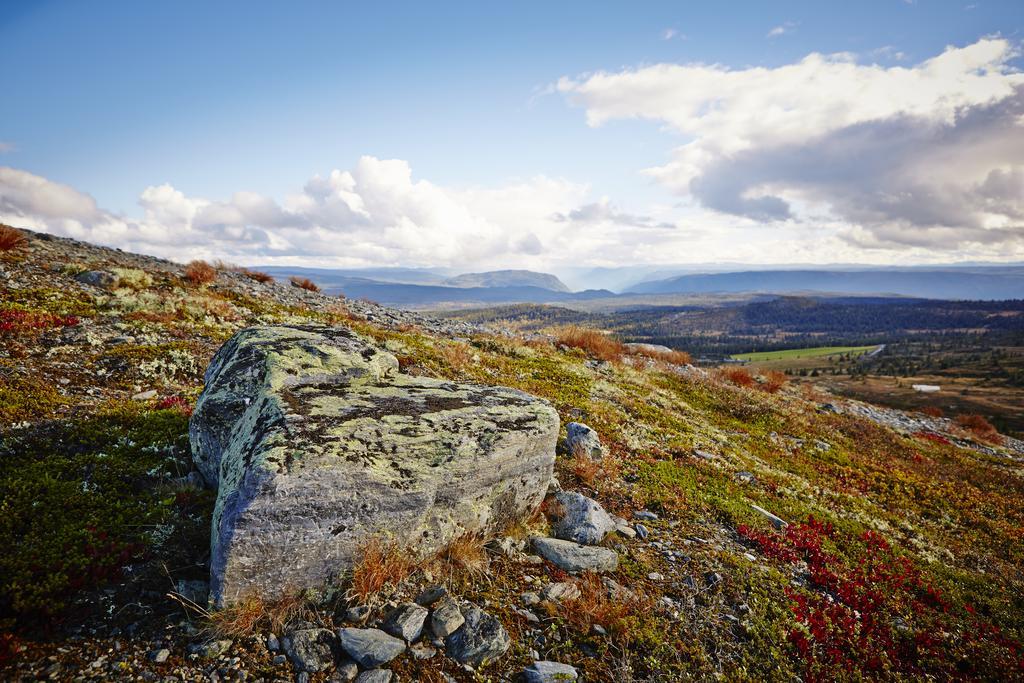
[257,265,1024,307]
[442,270,570,292]
[626,268,1024,301]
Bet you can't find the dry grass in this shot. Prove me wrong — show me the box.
[290,276,321,293]
[955,413,1002,443]
[184,260,217,286]
[565,572,650,645]
[722,367,757,388]
[557,325,625,362]
[349,538,416,602]
[203,593,316,639]
[567,451,602,486]
[760,370,788,394]
[0,226,28,254]
[439,342,474,373]
[432,533,490,583]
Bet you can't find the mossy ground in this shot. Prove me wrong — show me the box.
[2,231,1022,680]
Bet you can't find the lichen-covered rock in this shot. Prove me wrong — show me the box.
[532,537,618,573]
[445,605,510,667]
[191,325,559,606]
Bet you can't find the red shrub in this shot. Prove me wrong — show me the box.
[156,395,192,416]
[919,406,943,418]
[557,326,625,362]
[240,268,274,284]
[738,519,1021,680]
[0,307,79,336]
[761,370,788,394]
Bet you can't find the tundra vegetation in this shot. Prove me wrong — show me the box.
[1,225,1022,680]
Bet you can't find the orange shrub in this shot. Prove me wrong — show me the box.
[761,370,788,394]
[629,345,692,365]
[240,268,274,284]
[290,276,321,293]
[920,406,943,418]
[184,260,217,285]
[556,326,625,362]
[723,366,756,388]
[0,225,27,253]
[955,413,1001,443]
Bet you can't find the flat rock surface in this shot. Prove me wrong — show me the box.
[337,628,405,669]
[191,325,559,606]
[532,537,618,573]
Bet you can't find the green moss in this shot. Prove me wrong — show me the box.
[0,376,69,424]
[0,402,197,622]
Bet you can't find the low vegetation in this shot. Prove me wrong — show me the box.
[0,226,27,254]
[184,260,217,286]
[289,275,321,292]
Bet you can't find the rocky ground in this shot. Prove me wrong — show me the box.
[2,226,1023,681]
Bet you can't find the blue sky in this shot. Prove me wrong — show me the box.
[1,1,1023,271]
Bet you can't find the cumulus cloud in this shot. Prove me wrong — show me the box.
[0,158,608,268]
[767,22,797,38]
[557,38,1024,252]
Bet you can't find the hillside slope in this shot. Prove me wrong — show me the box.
[1,226,1023,681]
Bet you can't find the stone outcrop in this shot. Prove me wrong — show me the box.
[190,325,559,606]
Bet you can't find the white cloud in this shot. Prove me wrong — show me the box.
[661,28,679,41]
[767,22,797,38]
[557,38,1024,253]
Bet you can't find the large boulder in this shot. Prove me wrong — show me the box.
[190,325,559,607]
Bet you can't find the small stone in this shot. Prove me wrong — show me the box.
[186,639,232,659]
[149,649,170,663]
[750,504,788,530]
[337,628,405,669]
[409,643,437,660]
[296,673,310,683]
[523,661,579,682]
[74,270,118,288]
[634,510,659,521]
[614,523,636,539]
[564,422,606,460]
[548,491,615,545]
[354,671,392,683]
[431,598,466,638]
[635,523,649,540]
[743,552,757,562]
[271,654,286,665]
[445,605,511,667]
[265,633,279,652]
[520,591,541,606]
[331,659,359,682]
[592,624,608,636]
[344,605,370,623]
[735,471,756,485]
[541,582,581,603]
[415,585,447,607]
[694,449,716,460]
[647,572,664,581]
[381,602,429,642]
[133,389,158,400]
[284,628,337,673]
[532,537,618,573]
[705,571,723,587]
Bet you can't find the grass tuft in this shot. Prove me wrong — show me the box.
[0,226,28,254]
[184,260,217,286]
[556,325,625,362]
[290,276,321,293]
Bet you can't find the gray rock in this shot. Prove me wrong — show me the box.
[532,537,618,573]
[409,643,437,660]
[634,510,659,521]
[523,661,579,682]
[520,591,541,606]
[634,524,649,540]
[132,389,158,400]
[337,628,405,669]
[564,422,606,460]
[541,582,580,603]
[74,270,117,288]
[271,653,286,665]
[445,605,510,667]
[191,325,559,606]
[186,639,232,659]
[344,605,370,623]
[355,671,392,683]
[548,491,615,546]
[415,585,447,606]
[265,633,279,652]
[431,597,465,638]
[382,602,429,642]
[149,649,170,663]
[331,659,359,682]
[284,628,337,673]
[750,504,788,530]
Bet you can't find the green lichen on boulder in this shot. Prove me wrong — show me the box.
[190,325,559,606]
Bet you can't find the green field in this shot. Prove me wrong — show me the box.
[731,345,879,362]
